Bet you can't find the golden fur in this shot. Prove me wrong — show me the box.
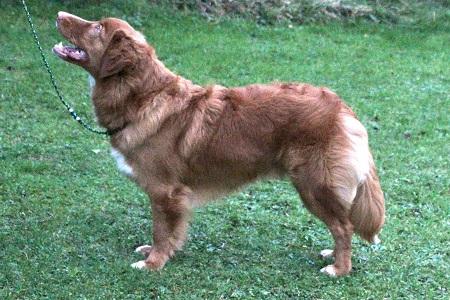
[54,12,385,276]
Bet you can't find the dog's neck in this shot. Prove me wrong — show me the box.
[91,52,180,134]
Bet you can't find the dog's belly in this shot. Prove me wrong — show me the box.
[187,166,283,206]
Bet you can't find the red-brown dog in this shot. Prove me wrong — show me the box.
[53,12,385,276]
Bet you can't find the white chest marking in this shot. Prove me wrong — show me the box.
[110,148,134,176]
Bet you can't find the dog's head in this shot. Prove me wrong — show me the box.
[53,12,148,79]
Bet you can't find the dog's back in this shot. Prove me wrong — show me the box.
[176,82,385,276]
[179,83,344,190]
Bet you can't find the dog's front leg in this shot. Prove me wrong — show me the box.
[132,185,192,270]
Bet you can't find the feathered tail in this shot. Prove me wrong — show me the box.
[350,163,385,243]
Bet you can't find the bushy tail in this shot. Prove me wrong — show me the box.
[350,164,385,243]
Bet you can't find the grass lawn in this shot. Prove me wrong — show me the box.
[1,0,449,298]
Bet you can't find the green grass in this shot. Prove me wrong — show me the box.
[1,0,449,298]
[152,0,450,26]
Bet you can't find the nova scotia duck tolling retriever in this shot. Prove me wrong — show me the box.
[52,12,385,276]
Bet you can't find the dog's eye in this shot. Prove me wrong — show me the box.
[94,24,103,33]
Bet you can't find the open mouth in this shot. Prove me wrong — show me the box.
[52,42,88,62]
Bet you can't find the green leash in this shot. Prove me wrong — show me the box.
[21,0,109,135]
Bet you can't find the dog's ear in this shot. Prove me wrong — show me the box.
[99,29,136,78]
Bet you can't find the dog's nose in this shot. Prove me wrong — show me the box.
[56,11,71,28]
[57,11,69,22]
[56,12,87,27]
[57,11,74,25]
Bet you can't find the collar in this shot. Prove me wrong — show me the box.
[106,122,129,136]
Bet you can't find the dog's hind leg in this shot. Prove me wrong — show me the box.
[292,181,354,276]
[132,185,192,270]
[319,216,353,277]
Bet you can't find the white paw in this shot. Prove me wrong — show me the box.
[372,235,381,245]
[320,265,337,277]
[131,260,148,270]
[135,245,152,254]
[320,249,334,259]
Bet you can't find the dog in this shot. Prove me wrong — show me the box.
[53,11,385,276]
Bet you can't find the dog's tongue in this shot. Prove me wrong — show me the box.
[52,42,87,61]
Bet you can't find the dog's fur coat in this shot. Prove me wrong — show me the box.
[53,12,385,276]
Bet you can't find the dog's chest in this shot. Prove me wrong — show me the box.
[88,75,96,96]
[91,74,133,177]
[110,148,134,177]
